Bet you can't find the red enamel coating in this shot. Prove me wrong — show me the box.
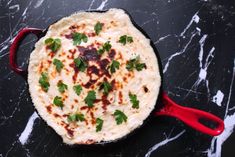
[9,28,43,75]
[156,93,224,136]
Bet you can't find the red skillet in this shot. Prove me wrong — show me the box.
[9,27,224,137]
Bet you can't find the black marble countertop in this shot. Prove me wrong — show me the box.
[0,0,235,157]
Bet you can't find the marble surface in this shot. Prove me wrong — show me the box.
[0,0,235,156]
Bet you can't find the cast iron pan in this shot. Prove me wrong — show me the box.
[9,9,224,145]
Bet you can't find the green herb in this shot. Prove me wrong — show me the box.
[96,118,103,132]
[73,85,82,96]
[103,41,112,52]
[97,48,104,55]
[53,96,63,108]
[97,41,112,55]
[135,63,146,71]
[57,81,68,93]
[109,60,120,73]
[119,35,133,45]
[39,72,50,92]
[94,22,103,35]
[129,93,139,109]
[53,59,64,72]
[100,81,112,95]
[74,57,87,72]
[114,110,128,125]
[72,32,88,45]
[126,56,146,71]
[67,113,85,122]
[45,38,61,52]
[84,90,96,107]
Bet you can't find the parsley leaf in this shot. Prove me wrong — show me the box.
[96,118,103,132]
[84,90,96,107]
[100,81,112,95]
[53,96,63,108]
[74,57,87,72]
[114,110,128,125]
[53,59,64,72]
[126,56,146,71]
[67,113,85,122]
[94,22,103,35]
[39,72,50,92]
[97,41,112,55]
[135,63,146,71]
[72,33,88,45]
[129,93,139,109]
[57,81,68,93]
[103,41,112,52]
[45,38,61,52]
[73,85,82,96]
[109,60,120,73]
[119,35,133,45]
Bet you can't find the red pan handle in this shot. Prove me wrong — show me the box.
[156,92,224,136]
[9,28,43,75]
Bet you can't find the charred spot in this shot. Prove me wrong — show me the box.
[80,47,100,61]
[108,49,116,59]
[123,76,127,82]
[65,34,73,39]
[62,114,68,117]
[71,105,74,109]
[143,86,149,93]
[83,79,97,88]
[87,65,100,76]
[118,91,123,104]
[87,32,96,37]
[46,105,52,113]
[65,125,74,137]
[47,60,52,65]
[101,95,111,111]
[111,79,116,90]
[68,49,77,59]
[74,99,78,103]
[90,112,96,125]
[54,113,60,118]
[69,25,79,30]
[38,62,44,73]
[49,52,55,58]
[81,106,89,110]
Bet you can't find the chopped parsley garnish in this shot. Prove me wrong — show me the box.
[129,93,139,109]
[74,57,87,72]
[39,72,50,92]
[126,56,146,71]
[67,113,85,123]
[97,41,112,55]
[84,90,96,107]
[45,38,61,52]
[119,35,133,45]
[53,96,63,108]
[96,118,103,132]
[72,32,88,45]
[57,81,67,93]
[114,110,128,125]
[109,60,120,73]
[94,22,103,35]
[100,81,112,95]
[53,59,64,72]
[73,85,82,96]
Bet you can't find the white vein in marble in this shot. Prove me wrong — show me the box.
[145,130,186,157]
[212,90,224,106]
[19,112,39,145]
